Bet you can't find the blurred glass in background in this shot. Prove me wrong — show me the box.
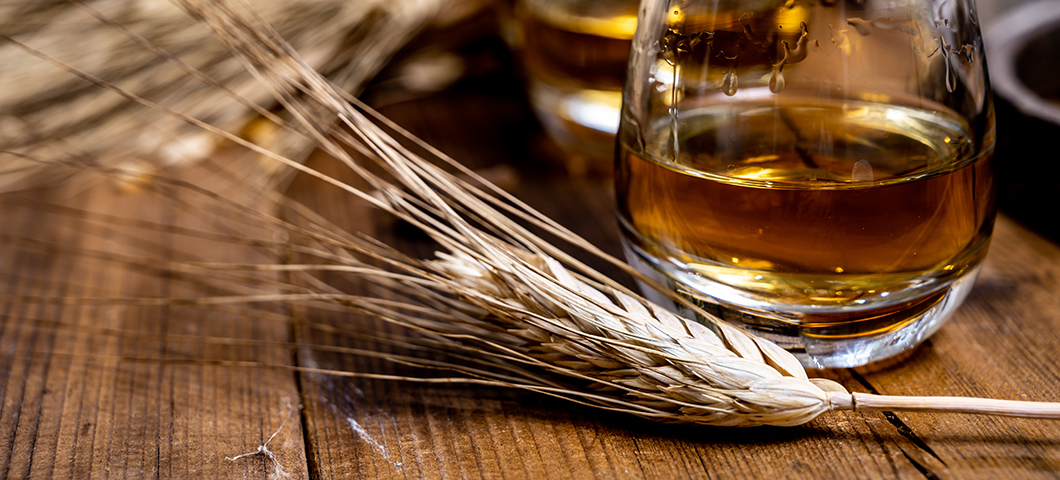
[512,0,640,176]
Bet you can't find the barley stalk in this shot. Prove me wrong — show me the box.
[0,0,451,191]
[4,0,1060,428]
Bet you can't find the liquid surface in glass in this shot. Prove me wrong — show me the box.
[616,99,996,321]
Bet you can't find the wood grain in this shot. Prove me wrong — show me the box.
[0,160,309,479]
[1,79,1059,479]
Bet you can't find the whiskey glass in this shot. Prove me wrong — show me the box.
[615,0,996,368]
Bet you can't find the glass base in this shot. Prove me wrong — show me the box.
[526,79,620,175]
[621,238,981,369]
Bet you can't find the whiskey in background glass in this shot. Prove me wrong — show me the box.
[515,0,639,175]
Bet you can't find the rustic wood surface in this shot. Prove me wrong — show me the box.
[2,65,1060,480]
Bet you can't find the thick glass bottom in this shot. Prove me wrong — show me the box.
[621,237,981,369]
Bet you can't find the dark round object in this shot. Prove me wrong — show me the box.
[987,2,1060,242]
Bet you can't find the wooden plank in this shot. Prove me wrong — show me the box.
[2,57,1060,480]
[850,216,1060,479]
[0,154,309,478]
[279,91,935,479]
[278,88,1060,479]
[282,160,932,478]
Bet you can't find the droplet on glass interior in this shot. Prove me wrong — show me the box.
[769,66,785,93]
[943,54,956,92]
[851,159,873,182]
[668,115,680,161]
[848,17,873,36]
[722,71,738,96]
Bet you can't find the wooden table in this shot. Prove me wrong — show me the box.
[2,59,1060,480]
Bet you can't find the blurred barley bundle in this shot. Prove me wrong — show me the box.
[0,0,450,191]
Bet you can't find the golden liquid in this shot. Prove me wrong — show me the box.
[518,1,808,89]
[516,0,811,169]
[516,0,636,168]
[616,100,996,315]
[518,1,635,93]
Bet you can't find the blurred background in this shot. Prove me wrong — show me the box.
[979,0,1060,243]
[1,0,1055,239]
[355,0,1059,242]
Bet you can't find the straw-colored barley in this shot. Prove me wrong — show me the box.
[0,0,447,191]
